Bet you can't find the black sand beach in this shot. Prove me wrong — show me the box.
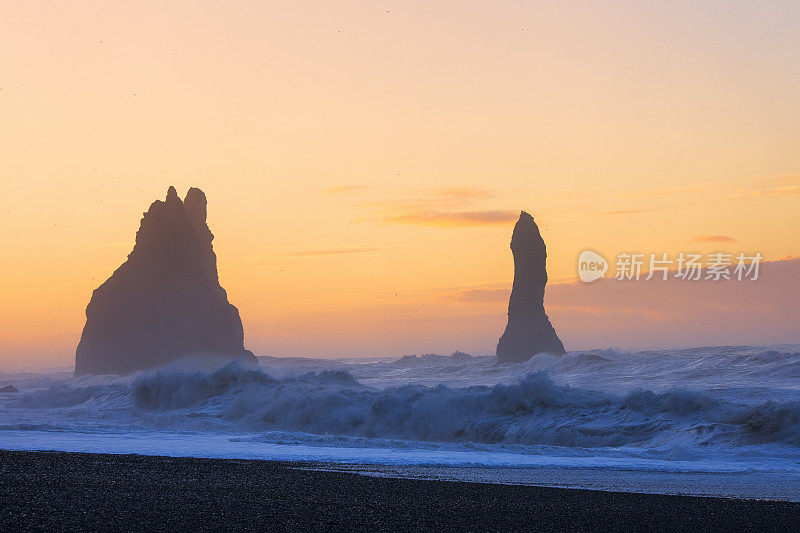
[1,450,798,532]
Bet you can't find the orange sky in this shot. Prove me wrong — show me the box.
[1,2,799,368]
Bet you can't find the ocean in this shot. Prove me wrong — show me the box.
[2,345,799,500]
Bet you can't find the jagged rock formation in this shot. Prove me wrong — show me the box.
[496,211,566,362]
[75,187,255,375]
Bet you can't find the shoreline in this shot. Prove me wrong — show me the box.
[2,450,798,531]
[3,429,800,502]
[303,462,800,502]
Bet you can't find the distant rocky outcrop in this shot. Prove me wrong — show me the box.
[496,211,566,362]
[75,187,255,375]
[0,385,19,393]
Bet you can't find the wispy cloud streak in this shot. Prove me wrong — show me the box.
[384,210,518,227]
[691,235,739,243]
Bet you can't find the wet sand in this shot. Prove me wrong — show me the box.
[1,450,798,532]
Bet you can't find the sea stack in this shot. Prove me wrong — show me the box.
[496,211,566,363]
[75,187,255,375]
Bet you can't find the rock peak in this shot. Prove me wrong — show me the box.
[184,187,207,225]
[75,187,255,375]
[165,185,180,204]
[496,210,565,362]
[511,211,544,249]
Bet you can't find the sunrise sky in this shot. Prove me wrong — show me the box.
[1,1,799,368]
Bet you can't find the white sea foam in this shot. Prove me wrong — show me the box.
[1,345,800,498]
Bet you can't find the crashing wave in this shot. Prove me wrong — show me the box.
[3,346,800,456]
[8,361,787,448]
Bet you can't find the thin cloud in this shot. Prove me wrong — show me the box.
[729,174,800,201]
[384,209,518,227]
[448,288,510,303]
[691,235,739,243]
[558,175,799,220]
[361,186,496,211]
[749,174,800,189]
[356,186,514,227]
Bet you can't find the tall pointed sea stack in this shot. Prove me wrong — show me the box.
[496,211,565,362]
[75,186,255,375]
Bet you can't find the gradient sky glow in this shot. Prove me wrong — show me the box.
[1,1,799,368]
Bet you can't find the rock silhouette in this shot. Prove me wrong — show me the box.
[75,187,255,375]
[496,211,566,362]
[0,385,19,393]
